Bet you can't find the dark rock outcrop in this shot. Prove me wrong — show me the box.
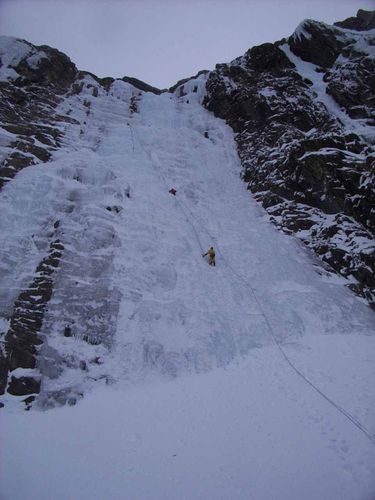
[334,9,375,31]
[122,76,163,95]
[0,38,78,190]
[288,20,347,68]
[0,234,63,398]
[203,14,375,306]
[12,42,77,88]
[7,375,41,396]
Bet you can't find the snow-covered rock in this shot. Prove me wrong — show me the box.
[204,9,375,305]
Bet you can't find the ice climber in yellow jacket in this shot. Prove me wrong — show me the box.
[202,246,216,266]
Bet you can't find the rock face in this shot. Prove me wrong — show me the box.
[203,10,375,306]
[0,37,79,189]
[0,37,122,407]
[334,9,375,31]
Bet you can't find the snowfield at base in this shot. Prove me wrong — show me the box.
[1,65,375,499]
[2,335,375,500]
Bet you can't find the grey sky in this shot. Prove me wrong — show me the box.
[0,0,373,88]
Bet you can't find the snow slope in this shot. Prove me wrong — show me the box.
[1,74,375,499]
[2,334,375,500]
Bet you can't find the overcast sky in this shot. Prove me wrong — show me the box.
[0,0,373,88]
